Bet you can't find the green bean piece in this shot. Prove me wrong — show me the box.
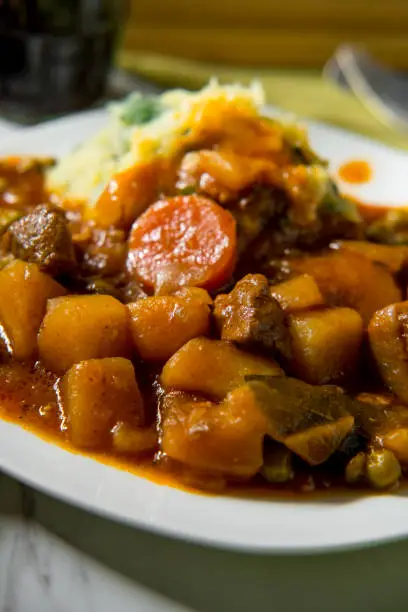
[261,443,294,483]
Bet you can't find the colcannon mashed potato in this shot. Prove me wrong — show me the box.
[47,80,328,213]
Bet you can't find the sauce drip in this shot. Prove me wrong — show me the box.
[338,161,372,185]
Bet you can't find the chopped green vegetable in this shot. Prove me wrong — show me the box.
[245,376,352,431]
[279,120,327,167]
[291,145,327,167]
[177,185,196,196]
[244,376,356,465]
[284,416,354,466]
[247,375,405,442]
[261,442,294,483]
[119,93,163,126]
[319,180,361,224]
[366,210,408,245]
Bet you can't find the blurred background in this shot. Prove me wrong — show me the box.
[0,0,408,146]
[123,0,408,69]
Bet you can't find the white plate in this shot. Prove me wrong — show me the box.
[2,108,408,554]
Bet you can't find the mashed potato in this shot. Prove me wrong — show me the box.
[47,79,343,230]
[47,80,267,205]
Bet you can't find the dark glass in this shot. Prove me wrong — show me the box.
[0,0,127,121]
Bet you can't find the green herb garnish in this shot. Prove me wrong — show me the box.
[119,94,163,126]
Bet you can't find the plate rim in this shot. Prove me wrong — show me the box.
[3,419,408,555]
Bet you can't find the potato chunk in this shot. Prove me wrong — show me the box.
[290,251,401,325]
[161,387,267,478]
[368,302,408,403]
[289,307,363,384]
[128,288,211,361]
[0,260,65,360]
[270,274,324,313]
[161,337,282,399]
[330,240,408,274]
[112,422,158,454]
[38,294,130,373]
[61,357,143,449]
[381,428,408,464]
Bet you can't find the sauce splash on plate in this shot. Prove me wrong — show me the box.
[338,160,372,185]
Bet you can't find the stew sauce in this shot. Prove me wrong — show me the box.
[1,146,408,497]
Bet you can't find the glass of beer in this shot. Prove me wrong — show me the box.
[0,0,128,121]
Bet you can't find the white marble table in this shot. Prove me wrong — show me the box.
[2,120,408,612]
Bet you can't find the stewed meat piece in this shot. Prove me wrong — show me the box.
[8,203,76,276]
[213,273,291,358]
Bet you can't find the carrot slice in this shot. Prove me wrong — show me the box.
[127,195,237,291]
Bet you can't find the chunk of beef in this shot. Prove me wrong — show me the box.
[80,228,127,277]
[213,273,291,358]
[233,186,288,253]
[8,203,76,276]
